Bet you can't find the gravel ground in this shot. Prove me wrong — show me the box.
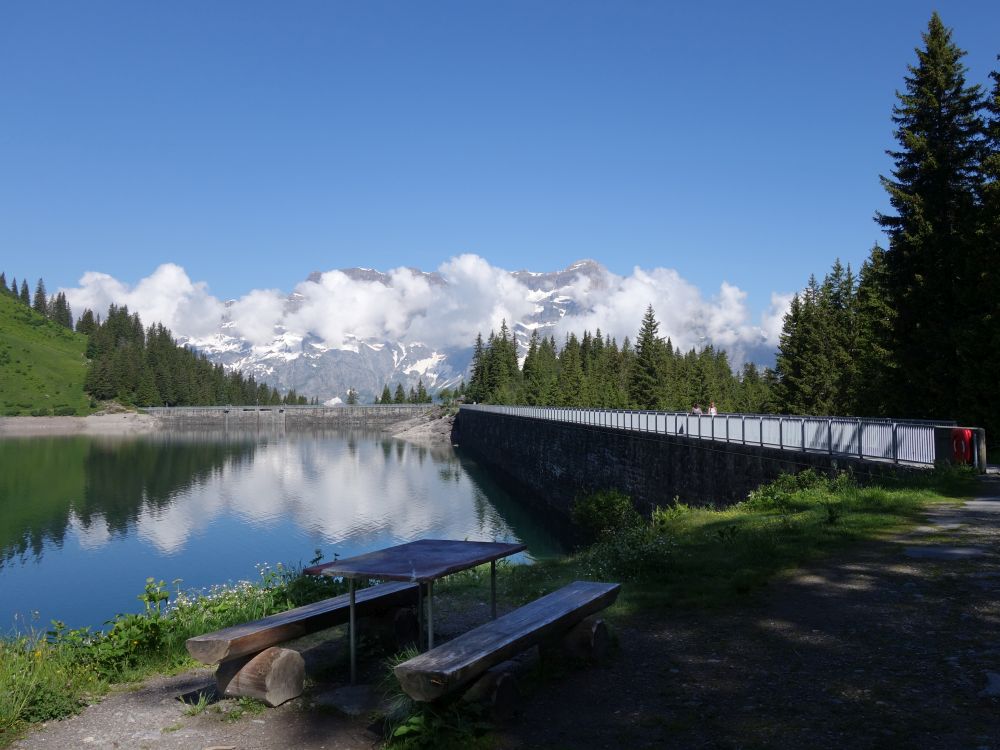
[12,477,1000,750]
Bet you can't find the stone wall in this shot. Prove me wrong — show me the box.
[453,408,920,517]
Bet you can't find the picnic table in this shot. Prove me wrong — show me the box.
[306,538,526,683]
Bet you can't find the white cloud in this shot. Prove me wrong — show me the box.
[60,256,788,367]
[62,263,225,339]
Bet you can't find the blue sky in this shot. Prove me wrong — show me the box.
[2,1,999,318]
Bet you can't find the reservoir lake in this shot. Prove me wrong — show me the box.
[0,429,564,632]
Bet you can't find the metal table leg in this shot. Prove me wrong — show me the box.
[427,580,435,649]
[417,584,424,650]
[348,578,356,684]
[491,560,497,619]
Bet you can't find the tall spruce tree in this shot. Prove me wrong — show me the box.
[32,279,48,315]
[19,279,29,305]
[969,59,1000,435]
[628,305,666,409]
[875,12,984,422]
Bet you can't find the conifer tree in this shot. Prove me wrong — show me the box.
[19,279,29,305]
[851,246,897,416]
[379,384,392,404]
[393,383,406,404]
[467,333,487,403]
[628,305,666,409]
[966,58,1000,434]
[555,334,585,407]
[876,12,984,422]
[32,279,48,315]
[0,272,6,295]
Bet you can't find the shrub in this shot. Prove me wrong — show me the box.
[571,490,643,538]
[53,406,76,416]
[741,469,855,512]
[579,525,676,582]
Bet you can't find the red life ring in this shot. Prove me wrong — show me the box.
[951,428,973,464]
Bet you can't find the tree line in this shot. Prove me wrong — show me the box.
[773,13,1000,436]
[465,311,775,413]
[0,273,74,330]
[373,379,434,404]
[82,304,313,407]
[1,271,313,407]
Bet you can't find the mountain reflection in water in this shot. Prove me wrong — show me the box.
[0,429,564,630]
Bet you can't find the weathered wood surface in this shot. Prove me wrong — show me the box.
[216,646,304,707]
[185,581,418,665]
[307,539,527,583]
[394,581,620,702]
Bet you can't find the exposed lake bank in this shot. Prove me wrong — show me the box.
[0,412,161,437]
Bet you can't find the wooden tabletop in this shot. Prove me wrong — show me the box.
[304,539,527,583]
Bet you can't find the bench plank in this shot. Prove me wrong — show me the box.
[394,580,620,702]
[186,581,418,665]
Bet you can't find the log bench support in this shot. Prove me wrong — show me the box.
[185,581,419,706]
[393,580,620,706]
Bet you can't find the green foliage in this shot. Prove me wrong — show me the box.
[0,293,93,416]
[579,525,676,581]
[571,490,643,537]
[467,307,774,412]
[776,13,1000,434]
[83,305,311,407]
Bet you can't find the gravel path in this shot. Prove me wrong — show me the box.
[12,478,1000,749]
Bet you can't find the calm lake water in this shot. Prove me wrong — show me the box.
[0,429,565,632]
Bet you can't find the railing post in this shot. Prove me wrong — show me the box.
[779,417,784,450]
[828,419,833,455]
[892,423,899,464]
[858,419,864,459]
[800,418,805,451]
[741,415,746,445]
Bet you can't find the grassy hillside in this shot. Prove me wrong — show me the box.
[0,294,93,416]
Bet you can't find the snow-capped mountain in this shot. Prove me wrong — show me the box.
[181,260,610,404]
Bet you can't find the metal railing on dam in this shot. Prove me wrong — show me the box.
[460,405,956,467]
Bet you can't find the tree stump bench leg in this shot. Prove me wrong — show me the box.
[461,660,520,722]
[215,646,304,707]
[540,616,610,662]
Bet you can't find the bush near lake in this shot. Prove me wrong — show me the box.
[0,468,974,748]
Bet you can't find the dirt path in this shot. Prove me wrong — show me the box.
[497,477,1000,749]
[12,478,1000,749]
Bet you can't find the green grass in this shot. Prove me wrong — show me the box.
[0,294,93,416]
[441,467,975,617]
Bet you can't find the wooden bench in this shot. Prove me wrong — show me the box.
[394,580,620,703]
[186,581,418,706]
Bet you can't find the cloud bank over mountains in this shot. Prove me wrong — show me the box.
[62,255,790,369]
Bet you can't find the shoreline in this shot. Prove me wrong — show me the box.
[0,412,162,437]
